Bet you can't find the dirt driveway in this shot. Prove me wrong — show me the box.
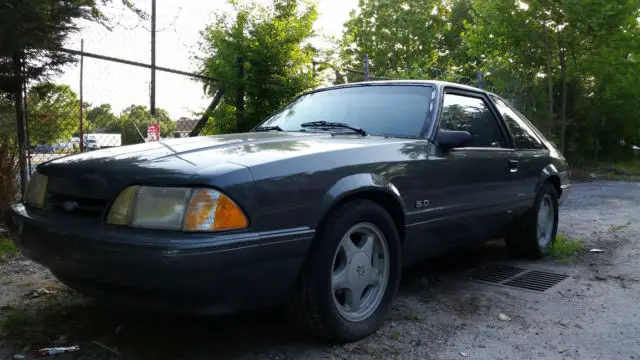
[1,181,639,360]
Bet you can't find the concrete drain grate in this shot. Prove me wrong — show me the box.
[470,264,568,292]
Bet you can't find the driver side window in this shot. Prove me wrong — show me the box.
[439,93,507,148]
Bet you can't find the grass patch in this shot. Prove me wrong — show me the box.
[572,160,640,182]
[598,173,640,181]
[0,308,30,335]
[549,234,586,262]
[609,221,632,233]
[0,296,94,346]
[0,236,18,262]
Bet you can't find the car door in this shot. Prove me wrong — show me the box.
[423,89,520,248]
[490,95,550,214]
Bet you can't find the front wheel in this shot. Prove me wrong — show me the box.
[289,200,401,343]
[506,182,559,259]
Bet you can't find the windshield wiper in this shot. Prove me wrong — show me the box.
[253,125,283,132]
[300,121,367,136]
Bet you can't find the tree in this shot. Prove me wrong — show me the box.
[0,97,19,223]
[340,0,450,80]
[86,103,117,132]
[26,82,81,145]
[464,0,640,158]
[199,0,319,133]
[0,0,144,97]
[107,105,175,145]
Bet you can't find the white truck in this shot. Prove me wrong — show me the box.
[83,133,122,150]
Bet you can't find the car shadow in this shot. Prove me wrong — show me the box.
[401,239,512,291]
[10,240,512,359]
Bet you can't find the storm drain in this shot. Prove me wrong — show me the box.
[504,270,569,292]
[470,264,568,292]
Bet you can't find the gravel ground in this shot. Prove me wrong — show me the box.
[1,180,639,360]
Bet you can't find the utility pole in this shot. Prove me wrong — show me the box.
[150,0,156,119]
[79,39,84,152]
[364,54,370,81]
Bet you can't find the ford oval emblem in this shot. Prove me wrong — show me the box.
[63,201,78,212]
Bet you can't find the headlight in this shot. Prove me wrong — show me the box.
[106,186,248,232]
[25,173,48,209]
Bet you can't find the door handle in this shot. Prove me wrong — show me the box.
[508,160,519,173]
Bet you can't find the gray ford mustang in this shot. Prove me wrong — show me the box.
[6,80,570,342]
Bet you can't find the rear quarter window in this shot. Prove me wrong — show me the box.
[491,96,546,150]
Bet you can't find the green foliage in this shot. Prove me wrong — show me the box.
[26,82,81,145]
[199,0,319,134]
[463,0,640,160]
[0,236,18,262]
[0,308,30,335]
[549,234,585,261]
[0,99,18,222]
[105,105,175,145]
[338,0,640,162]
[199,102,237,136]
[340,0,478,82]
[86,103,117,132]
[341,0,447,79]
[609,222,632,233]
[0,0,144,97]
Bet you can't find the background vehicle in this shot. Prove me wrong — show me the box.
[83,133,122,150]
[7,81,570,343]
[30,144,54,153]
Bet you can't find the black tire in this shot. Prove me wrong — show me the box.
[506,182,559,259]
[289,199,401,343]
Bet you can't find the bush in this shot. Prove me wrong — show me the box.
[0,141,19,226]
[1,100,20,226]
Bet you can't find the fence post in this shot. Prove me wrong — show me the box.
[79,39,84,152]
[364,54,370,81]
[150,0,156,119]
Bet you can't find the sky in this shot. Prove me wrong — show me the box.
[53,0,359,120]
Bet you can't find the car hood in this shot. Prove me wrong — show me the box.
[39,131,400,177]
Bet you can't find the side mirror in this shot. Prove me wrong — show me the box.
[435,129,472,150]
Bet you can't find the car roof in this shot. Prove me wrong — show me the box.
[304,79,488,96]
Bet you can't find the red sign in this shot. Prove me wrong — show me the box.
[147,124,160,141]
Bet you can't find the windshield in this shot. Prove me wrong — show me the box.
[259,85,433,137]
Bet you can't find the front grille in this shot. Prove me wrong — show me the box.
[45,193,109,219]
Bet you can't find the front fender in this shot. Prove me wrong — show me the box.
[536,163,560,191]
[312,173,405,228]
[536,163,570,202]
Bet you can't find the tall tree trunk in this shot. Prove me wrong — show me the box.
[235,56,245,132]
[557,28,568,155]
[545,31,554,137]
[559,50,567,155]
[12,52,27,196]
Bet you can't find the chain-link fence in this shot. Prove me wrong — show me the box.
[20,53,209,174]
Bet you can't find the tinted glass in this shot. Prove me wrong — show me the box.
[260,85,432,137]
[491,96,545,150]
[439,93,507,148]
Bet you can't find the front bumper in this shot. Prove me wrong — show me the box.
[6,204,313,315]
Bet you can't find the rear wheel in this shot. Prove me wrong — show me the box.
[289,200,401,343]
[506,182,559,259]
